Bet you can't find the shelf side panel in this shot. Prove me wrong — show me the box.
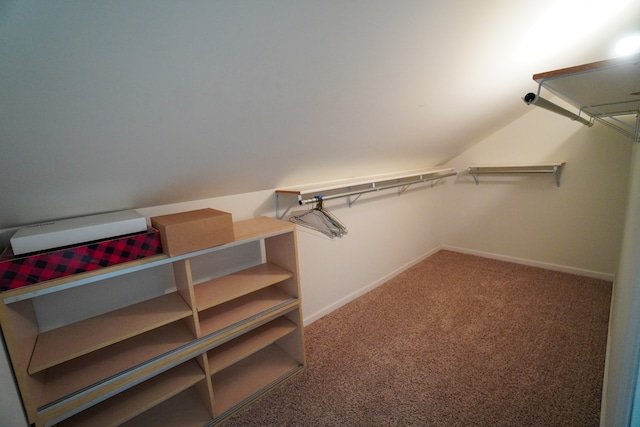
[265,230,301,299]
[193,354,216,417]
[172,259,202,338]
[276,309,306,365]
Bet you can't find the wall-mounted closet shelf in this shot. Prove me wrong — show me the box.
[524,55,640,142]
[468,163,565,187]
[275,168,456,218]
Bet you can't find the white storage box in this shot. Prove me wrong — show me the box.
[10,210,148,255]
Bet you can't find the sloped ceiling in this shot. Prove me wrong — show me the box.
[1,0,639,228]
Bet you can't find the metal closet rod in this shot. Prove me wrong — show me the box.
[523,92,593,127]
[298,171,457,205]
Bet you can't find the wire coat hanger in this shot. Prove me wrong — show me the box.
[289,195,348,239]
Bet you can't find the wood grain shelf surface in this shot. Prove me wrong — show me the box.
[208,317,297,375]
[119,386,214,427]
[29,292,193,374]
[38,321,194,409]
[59,359,206,427]
[198,286,296,337]
[212,344,301,415]
[194,262,293,312]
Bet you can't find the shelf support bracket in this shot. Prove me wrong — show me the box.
[347,194,363,208]
[430,176,444,188]
[275,194,299,220]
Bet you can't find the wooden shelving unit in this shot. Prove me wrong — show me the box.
[0,216,305,427]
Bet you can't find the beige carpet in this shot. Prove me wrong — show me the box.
[222,250,612,426]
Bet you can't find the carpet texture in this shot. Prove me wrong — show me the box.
[221,250,612,426]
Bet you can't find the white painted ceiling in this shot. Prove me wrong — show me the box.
[1,0,639,228]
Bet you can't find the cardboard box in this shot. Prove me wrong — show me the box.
[150,208,234,256]
[0,228,163,292]
[10,210,148,255]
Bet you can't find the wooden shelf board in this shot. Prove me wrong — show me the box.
[275,168,455,196]
[533,55,639,80]
[198,287,296,337]
[194,263,293,312]
[208,317,297,375]
[30,292,193,374]
[533,55,640,116]
[119,386,214,427]
[233,217,294,241]
[38,321,194,409]
[59,359,206,427]
[212,344,301,415]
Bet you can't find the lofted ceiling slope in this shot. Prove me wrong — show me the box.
[1,0,639,228]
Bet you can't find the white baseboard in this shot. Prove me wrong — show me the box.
[303,246,441,326]
[440,245,615,282]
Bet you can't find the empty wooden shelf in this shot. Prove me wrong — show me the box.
[467,162,566,187]
[29,292,193,374]
[275,168,457,217]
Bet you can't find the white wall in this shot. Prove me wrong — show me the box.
[3,1,639,229]
[292,182,446,323]
[602,144,640,427]
[442,103,632,278]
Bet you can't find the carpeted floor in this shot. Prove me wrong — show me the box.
[221,250,612,426]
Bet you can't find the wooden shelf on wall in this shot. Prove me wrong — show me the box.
[275,168,457,218]
[527,55,640,142]
[467,162,566,187]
